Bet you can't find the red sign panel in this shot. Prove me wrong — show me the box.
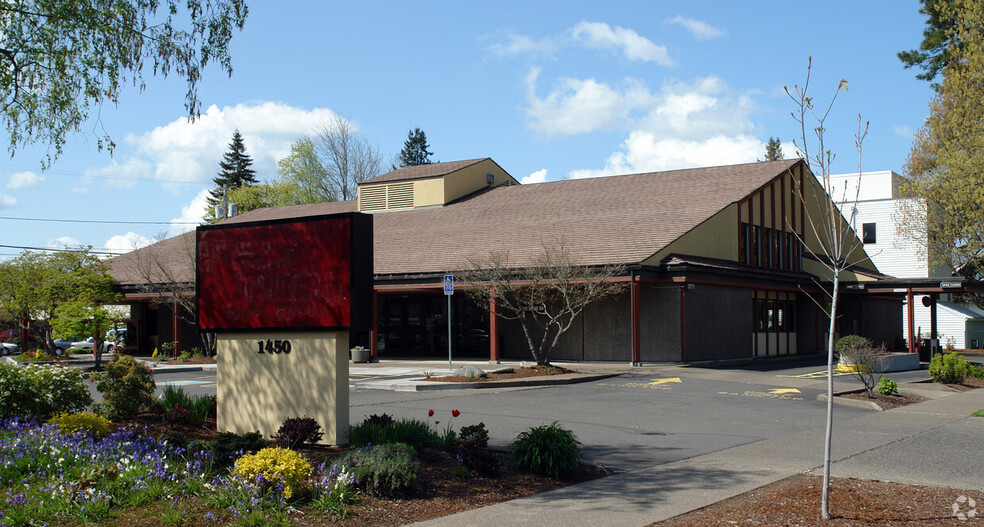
[197,214,370,332]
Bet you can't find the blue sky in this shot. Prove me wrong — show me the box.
[0,0,935,260]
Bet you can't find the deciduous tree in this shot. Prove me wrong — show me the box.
[459,241,626,366]
[316,115,382,201]
[897,0,984,282]
[0,0,248,167]
[785,58,868,521]
[0,248,118,365]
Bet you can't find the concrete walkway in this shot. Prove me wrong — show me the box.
[411,386,984,526]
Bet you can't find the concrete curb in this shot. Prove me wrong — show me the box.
[816,392,882,411]
[360,373,620,392]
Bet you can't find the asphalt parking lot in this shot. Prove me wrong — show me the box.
[132,358,929,472]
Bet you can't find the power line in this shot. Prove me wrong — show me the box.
[0,161,207,186]
[0,215,199,225]
[0,244,124,256]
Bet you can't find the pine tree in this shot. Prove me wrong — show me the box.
[764,137,783,161]
[207,130,258,219]
[396,128,434,167]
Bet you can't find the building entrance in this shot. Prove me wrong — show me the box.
[376,294,490,358]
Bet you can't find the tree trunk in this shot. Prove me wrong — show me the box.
[821,274,839,520]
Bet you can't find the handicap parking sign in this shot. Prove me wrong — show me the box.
[444,274,454,295]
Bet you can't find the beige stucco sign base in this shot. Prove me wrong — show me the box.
[216,331,349,445]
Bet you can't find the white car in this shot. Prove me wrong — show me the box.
[69,337,116,353]
[1,342,16,356]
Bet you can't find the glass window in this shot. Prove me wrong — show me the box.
[763,228,772,268]
[739,223,748,265]
[862,223,876,244]
[752,226,761,267]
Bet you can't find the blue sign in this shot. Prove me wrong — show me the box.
[444,274,454,295]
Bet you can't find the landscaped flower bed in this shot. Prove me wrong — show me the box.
[0,359,606,526]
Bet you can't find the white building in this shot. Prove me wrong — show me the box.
[830,170,984,349]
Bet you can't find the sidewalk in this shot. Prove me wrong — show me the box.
[409,386,984,526]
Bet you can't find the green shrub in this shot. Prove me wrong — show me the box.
[929,351,969,384]
[0,363,92,420]
[457,422,499,477]
[178,351,190,361]
[158,386,213,427]
[159,341,176,357]
[510,421,582,479]
[347,417,437,451]
[49,411,111,439]
[233,446,312,499]
[338,443,419,497]
[92,354,155,420]
[208,431,269,469]
[273,416,323,448]
[967,362,984,379]
[876,377,899,396]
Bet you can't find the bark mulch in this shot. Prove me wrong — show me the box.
[654,474,981,526]
[426,365,576,383]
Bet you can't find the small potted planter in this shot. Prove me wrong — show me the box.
[350,346,371,363]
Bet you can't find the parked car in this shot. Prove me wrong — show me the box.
[69,333,121,353]
[1,342,16,356]
[50,338,78,354]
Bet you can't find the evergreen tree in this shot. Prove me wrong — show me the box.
[207,130,258,220]
[898,0,959,87]
[396,128,434,167]
[764,137,783,161]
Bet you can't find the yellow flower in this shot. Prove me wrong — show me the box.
[233,447,312,499]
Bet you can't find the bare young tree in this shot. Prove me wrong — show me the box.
[122,232,215,355]
[785,58,869,521]
[459,240,626,366]
[836,335,888,398]
[316,114,383,201]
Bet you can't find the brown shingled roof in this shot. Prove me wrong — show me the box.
[108,159,799,285]
[359,158,489,185]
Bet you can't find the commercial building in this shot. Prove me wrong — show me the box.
[830,170,984,351]
[109,158,902,362]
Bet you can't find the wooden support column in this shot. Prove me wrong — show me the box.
[489,296,500,363]
[680,286,687,362]
[370,291,379,359]
[907,289,916,354]
[173,299,181,357]
[630,276,641,365]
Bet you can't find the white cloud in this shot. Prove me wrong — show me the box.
[6,171,44,189]
[84,102,340,194]
[571,21,673,65]
[526,72,756,142]
[522,169,548,184]
[47,236,82,249]
[525,68,654,136]
[570,133,763,178]
[81,157,151,189]
[489,32,558,56]
[0,193,16,208]
[167,188,211,238]
[893,125,914,138]
[666,16,724,40]
[545,75,765,177]
[71,187,89,194]
[104,232,154,254]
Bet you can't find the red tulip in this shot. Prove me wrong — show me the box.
[435,421,440,425]
[428,409,434,417]
[451,409,460,417]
